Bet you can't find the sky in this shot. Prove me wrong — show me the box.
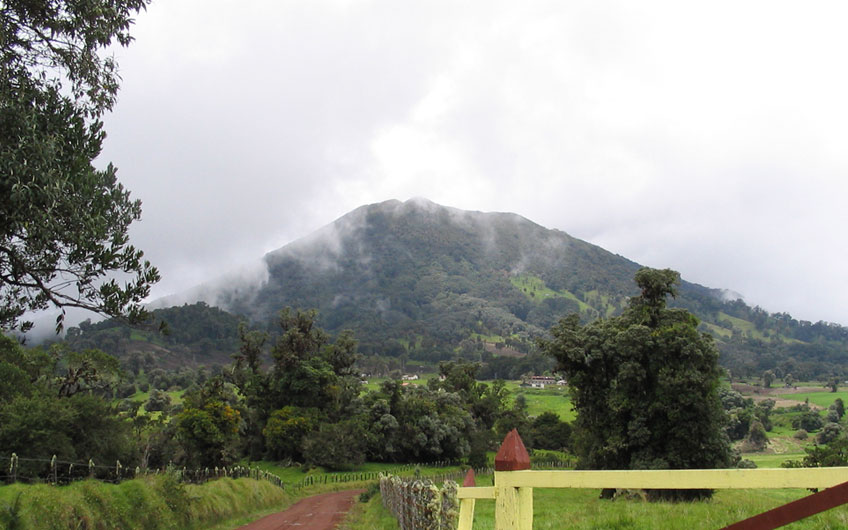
[95,0,848,327]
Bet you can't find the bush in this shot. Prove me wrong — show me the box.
[792,411,824,432]
[529,449,575,468]
[817,423,843,445]
[302,420,367,471]
[359,481,381,502]
[794,429,809,440]
[146,389,171,412]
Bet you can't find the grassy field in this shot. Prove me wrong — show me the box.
[466,480,848,529]
[745,452,805,468]
[503,381,575,421]
[510,274,593,313]
[780,390,848,409]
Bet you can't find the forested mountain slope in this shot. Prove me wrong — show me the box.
[68,199,848,379]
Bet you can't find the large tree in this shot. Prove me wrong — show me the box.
[1,0,158,333]
[540,268,730,499]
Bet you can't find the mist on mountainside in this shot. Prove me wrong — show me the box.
[64,199,848,380]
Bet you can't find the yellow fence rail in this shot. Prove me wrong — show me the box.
[457,430,848,530]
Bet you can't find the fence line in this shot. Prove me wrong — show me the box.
[1,453,285,489]
[457,430,848,530]
[380,473,459,530]
[2,453,472,493]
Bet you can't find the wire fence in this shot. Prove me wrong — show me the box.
[0,453,479,491]
[1,452,571,492]
[0,453,284,489]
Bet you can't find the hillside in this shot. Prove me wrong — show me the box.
[67,199,848,379]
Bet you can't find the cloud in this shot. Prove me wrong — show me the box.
[75,0,848,333]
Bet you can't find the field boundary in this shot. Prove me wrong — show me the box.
[457,430,848,530]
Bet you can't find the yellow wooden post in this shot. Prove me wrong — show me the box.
[518,486,533,530]
[496,474,521,530]
[458,468,478,530]
[494,429,533,530]
[458,498,476,530]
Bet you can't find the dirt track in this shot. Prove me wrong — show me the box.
[237,489,364,530]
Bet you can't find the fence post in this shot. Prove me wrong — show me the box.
[494,429,532,530]
[10,453,17,483]
[50,455,57,485]
[458,468,477,530]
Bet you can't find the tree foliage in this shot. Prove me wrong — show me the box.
[541,268,731,498]
[0,334,133,464]
[1,0,158,332]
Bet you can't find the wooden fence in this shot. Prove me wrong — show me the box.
[457,430,848,530]
[379,474,459,530]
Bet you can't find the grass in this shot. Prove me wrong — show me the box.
[701,321,732,339]
[461,473,848,529]
[246,459,464,485]
[0,476,290,530]
[502,381,575,421]
[781,391,848,409]
[517,391,576,422]
[715,312,802,344]
[509,274,594,314]
[340,493,399,530]
[744,452,805,468]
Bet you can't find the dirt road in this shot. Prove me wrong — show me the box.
[237,489,365,530]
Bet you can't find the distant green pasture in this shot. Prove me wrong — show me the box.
[744,452,805,468]
[510,274,592,313]
[778,390,848,409]
[505,381,575,422]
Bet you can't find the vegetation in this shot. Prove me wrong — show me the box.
[463,481,848,529]
[58,200,848,387]
[0,0,159,333]
[0,475,289,529]
[541,269,730,499]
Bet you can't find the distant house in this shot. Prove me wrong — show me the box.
[526,375,557,388]
[401,374,419,381]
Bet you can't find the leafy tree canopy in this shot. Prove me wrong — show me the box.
[541,268,731,498]
[1,0,158,332]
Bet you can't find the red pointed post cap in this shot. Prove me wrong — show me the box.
[494,429,531,471]
[463,468,476,487]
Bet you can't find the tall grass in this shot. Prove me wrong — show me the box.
[0,475,289,529]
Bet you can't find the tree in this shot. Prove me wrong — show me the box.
[762,370,774,389]
[231,309,363,459]
[0,335,134,466]
[1,0,158,333]
[741,419,768,452]
[175,377,241,467]
[832,398,845,420]
[145,388,172,413]
[540,268,731,500]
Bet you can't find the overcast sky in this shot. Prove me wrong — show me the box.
[97,0,848,326]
